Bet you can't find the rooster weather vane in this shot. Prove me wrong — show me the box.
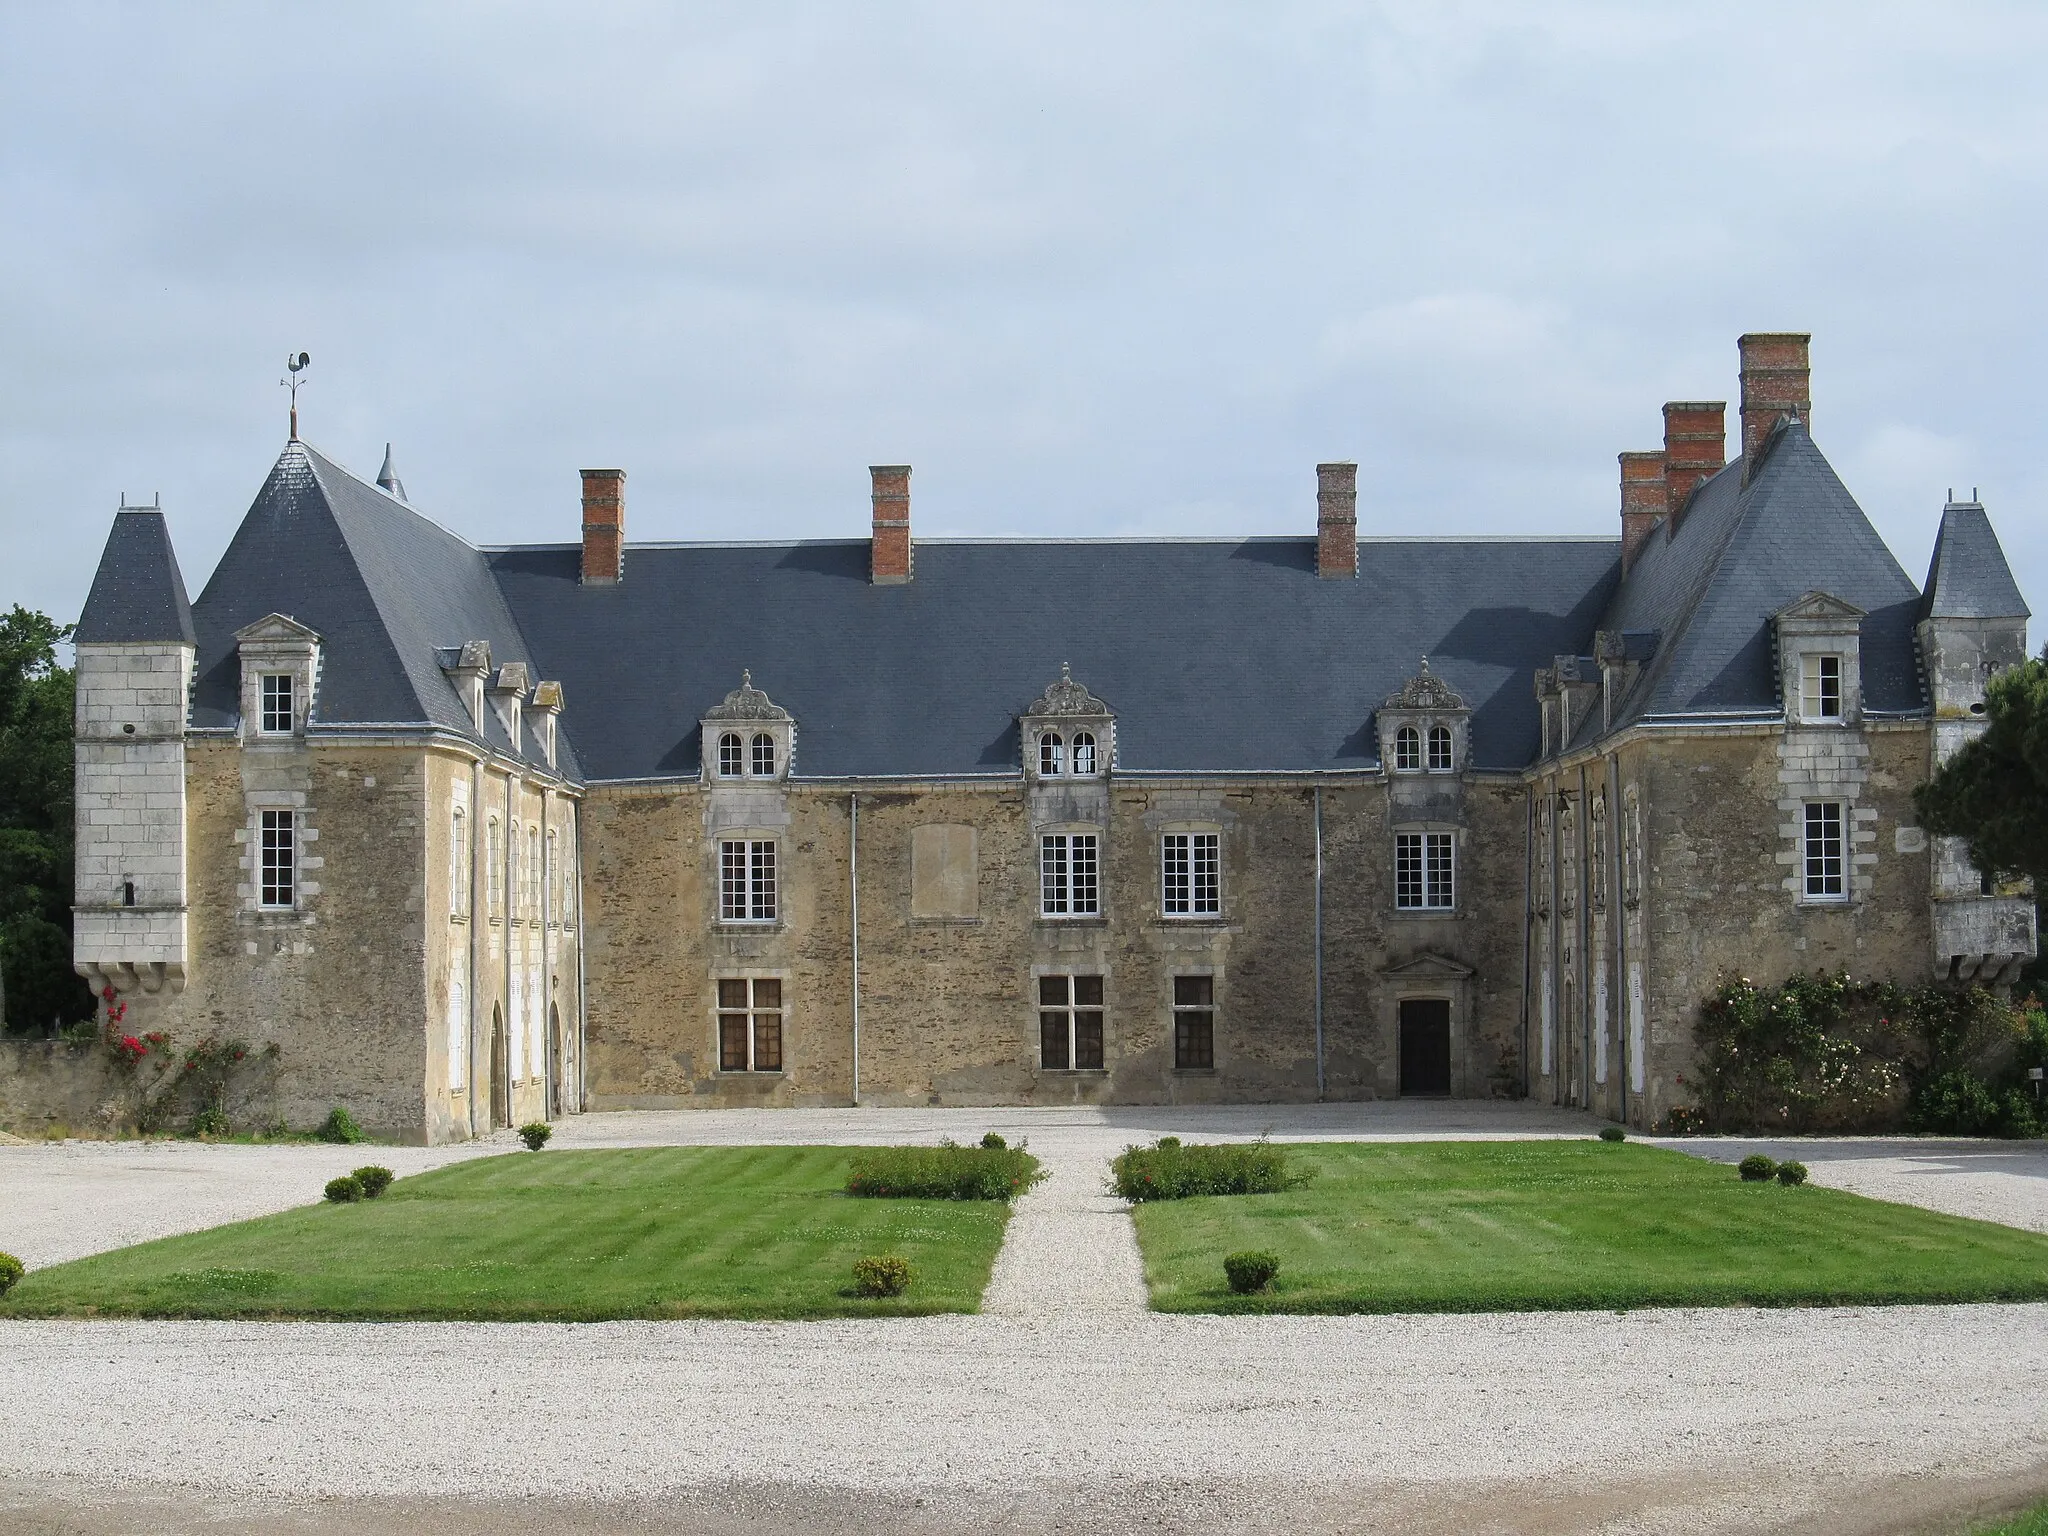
[281,351,310,440]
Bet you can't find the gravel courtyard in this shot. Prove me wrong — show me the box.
[4,1104,2048,1534]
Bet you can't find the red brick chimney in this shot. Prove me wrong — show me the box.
[1738,333,1811,478]
[1661,401,1726,534]
[580,469,625,586]
[1316,461,1357,578]
[870,465,911,585]
[1619,451,1664,575]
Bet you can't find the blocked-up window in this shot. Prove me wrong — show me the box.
[1173,975,1214,1070]
[1395,831,1454,910]
[718,977,783,1071]
[1040,833,1099,916]
[259,673,294,734]
[720,839,777,921]
[447,975,467,1092]
[1803,802,1846,899]
[1800,653,1844,722]
[259,810,296,908]
[1039,974,1105,1070]
[486,818,501,916]
[451,808,469,916]
[1161,832,1220,916]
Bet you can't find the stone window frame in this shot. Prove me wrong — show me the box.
[1774,590,1867,728]
[449,790,471,921]
[258,673,295,735]
[1393,827,1456,912]
[713,971,787,1074]
[1159,827,1222,920]
[1035,727,1102,779]
[1558,799,1579,916]
[233,614,321,744]
[1170,969,1218,1073]
[236,790,317,919]
[1038,828,1102,918]
[1589,793,1608,912]
[1376,660,1470,778]
[717,834,780,925]
[258,809,297,909]
[701,672,795,784]
[1021,665,1115,785]
[485,815,503,922]
[1620,785,1644,909]
[1033,968,1108,1073]
[446,972,468,1095]
[1801,799,1849,904]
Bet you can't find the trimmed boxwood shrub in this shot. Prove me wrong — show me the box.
[1112,1139,1306,1201]
[851,1254,912,1297]
[1598,1125,1627,1142]
[1737,1154,1778,1182]
[518,1122,553,1151]
[323,1175,365,1203]
[979,1131,1007,1150]
[846,1142,1044,1201]
[1776,1160,1810,1186]
[0,1252,22,1297]
[317,1107,366,1145]
[1223,1251,1281,1295]
[352,1165,394,1199]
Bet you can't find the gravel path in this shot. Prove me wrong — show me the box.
[1661,1135,2048,1234]
[981,1136,1148,1316]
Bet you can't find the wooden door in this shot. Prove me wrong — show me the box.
[1398,998,1452,1096]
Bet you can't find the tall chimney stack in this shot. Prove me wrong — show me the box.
[1738,333,1811,478]
[870,465,911,585]
[580,468,625,586]
[1661,401,1726,535]
[1316,461,1357,578]
[1618,451,1664,575]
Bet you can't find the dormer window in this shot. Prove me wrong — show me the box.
[1800,653,1843,722]
[1378,660,1470,780]
[718,733,744,777]
[1394,726,1421,771]
[1071,731,1097,776]
[702,672,795,784]
[1039,733,1065,776]
[1022,666,1115,784]
[1427,724,1454,771]
[751,732,776,777]
[1037,729,1098,778]
[260,674,294,735]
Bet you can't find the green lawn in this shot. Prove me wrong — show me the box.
[1132,1140,2048,1315]
[1,1146,1012,1321]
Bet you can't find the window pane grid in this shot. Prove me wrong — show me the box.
[1394,725,1420,771]
[1427,725,1453,770]
[1804,802,1845,897]
[1396,832,1454,910]
[1173,974,1214,1070]
[718,732,743,777]
[259,810,296,908]
[1040,834,1100,916]
[1161,833,1220,916]
[720,840,778,920]
[751,732,776,776]
[259,674,294,734]
[1039,972,1104,1070]
[717,977,783,1071]
[1801,653,1844,720]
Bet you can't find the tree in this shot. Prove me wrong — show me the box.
[1915,653,2048,883]
[0,607,92,1033]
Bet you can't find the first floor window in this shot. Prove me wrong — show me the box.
[718,977,783,1071]
[259,810,296,908]
[1173,975,1214,1070]
[260,672,295,734]
[1040,833,1099,916]
[720,839,777,920]
[1161,832,1220,915]
[1803,801,1846,899]
[1395,831,1455,910]
[1039,974,1104,1070]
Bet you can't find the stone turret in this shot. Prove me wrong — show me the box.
[1917,493,2036,983]
[73,501,197,1006]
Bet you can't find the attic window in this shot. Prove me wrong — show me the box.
[751,732,776,777]
[1427,725,1454,771]
[259,674,294,735]
[1394,726,1421,772]
[1800,654,1844,722]
[1039,732,1066,777]
[718,732,744,778]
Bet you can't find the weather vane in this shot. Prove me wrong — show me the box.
[281,351,310,440]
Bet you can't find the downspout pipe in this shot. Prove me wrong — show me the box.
[1519,786,1533,1099]
[573,799,590,1114]
[466,757,482,1138]
[850,791,861,1107]
[1313,784,1326,1100]
[1609,754,1627,1127]
[1579,763,1593,1113]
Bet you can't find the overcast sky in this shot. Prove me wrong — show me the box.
[4,2,2044,634]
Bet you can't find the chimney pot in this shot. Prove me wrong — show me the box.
[1316,461,1358,578]
[580,468,625,586]
[1661,401,1727,537]
[1618,451,1665,575]
[870,465,911,584]
[1737,333,1811,477]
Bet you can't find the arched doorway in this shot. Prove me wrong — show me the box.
[547,1003,563,1120]
[490,1005,510,1128]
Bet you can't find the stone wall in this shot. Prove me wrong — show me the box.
[0,1040,129,1137]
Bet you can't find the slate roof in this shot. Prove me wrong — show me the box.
[487,535,1620,780]
[1580,422,1929,746]
[1921,499,2030,621]
[76,509,196,646]
[184,443,574,776]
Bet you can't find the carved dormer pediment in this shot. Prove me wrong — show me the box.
[1026,663,1112,720]
[1382,657,1466,714]
[234,612,321,645]
[1378,657,1470,775]
[701,671,795,780]
[1775,589,1867,627]
[234,613,321,741]
[1022,664,1113,781]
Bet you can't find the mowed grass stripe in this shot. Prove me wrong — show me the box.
[2,1146,1011,1321]
[1133,1140,2048,1315]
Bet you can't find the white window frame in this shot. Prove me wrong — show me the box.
[1161,831,1220,917]
[1426,724,1454,771]
[1803,800,1847,901]
[1038,731,1066,777]
[717,731,744,778]
[259,809,297,909]
[1395,830,1455,911]
[258,673,295,735]
[750,731,776,777]
[1393,724,1421,772]
[720,838,778,922]
[1037,972,1105,1070]
[716,975,784,1072]
[1070,730,1098,776]
[1799,652,1845,723]
[1039,832,1100,917]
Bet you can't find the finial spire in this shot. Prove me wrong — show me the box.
[376,444,407,501]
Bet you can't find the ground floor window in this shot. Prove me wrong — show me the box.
[1039,974,1104,1069]
[718,977,783,1071]
[1803,801,1846,899]
[1173,975,1214,1069]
